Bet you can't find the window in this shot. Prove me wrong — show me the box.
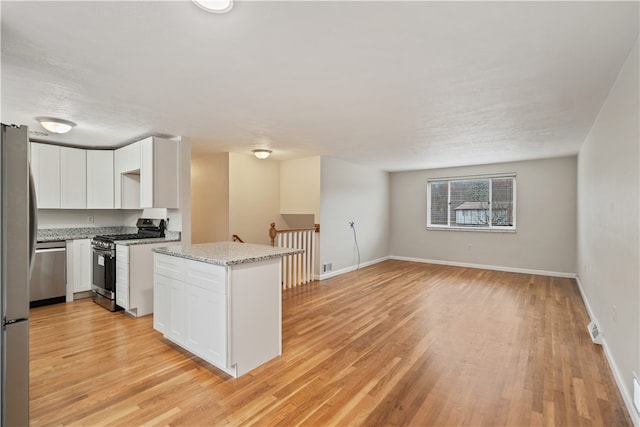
[427,174,516,231]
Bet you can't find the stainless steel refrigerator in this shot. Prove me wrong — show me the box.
[1,124,37,427]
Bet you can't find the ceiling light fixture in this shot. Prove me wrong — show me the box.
[192,0,233,14]
[35,117,76,134]
[252,149,272,160]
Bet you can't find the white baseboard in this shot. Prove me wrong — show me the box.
[316,256,390,281]
[575,277,639,427]
[602,337,640,427]
[389,255,577,278]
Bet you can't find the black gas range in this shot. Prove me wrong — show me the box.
[91,218,166,311]
[91,218,166,250]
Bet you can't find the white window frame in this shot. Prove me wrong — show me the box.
[427,173,517,232]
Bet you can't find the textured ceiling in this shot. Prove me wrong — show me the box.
[1,1,638,171]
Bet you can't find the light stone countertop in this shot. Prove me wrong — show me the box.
[153,241,304,266]
[37,226,136,242]
[114,233,180,246]
[37,227,180,244]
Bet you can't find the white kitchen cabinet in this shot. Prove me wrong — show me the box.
[60,146,87,209]
[30,142,61,208]
[155,255,227,366]
[72,239,92,292]
[114,141,141,174]
[86,150,114,209]
[185,284,227,367]
[167,279,186,345]
[114,141,141,209]
[153,274,171,333]
[115,245,130,310]
[140,137,179,209]
[154,253,281,377]
[116,241,179,317]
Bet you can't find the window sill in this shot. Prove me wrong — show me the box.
[426,226,516,233]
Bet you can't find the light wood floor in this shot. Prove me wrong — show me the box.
[29,260,632,426]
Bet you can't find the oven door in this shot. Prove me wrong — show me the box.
[92,245,115,298]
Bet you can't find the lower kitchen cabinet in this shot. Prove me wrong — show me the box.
[185,278,227,368]
[69,239,92,295]
[167,278,186,345]
[153,253,281,378]
[152,273,171,334]
[116,241,179,317]
[115,246,130,310]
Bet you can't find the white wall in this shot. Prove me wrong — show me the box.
[191,153,229,243]
[229,153,286,245]
[390,156,577,275]
[577,39,639,424]
[280,156,321,222]
[319,157,390,275]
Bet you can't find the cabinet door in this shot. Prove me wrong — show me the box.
[30,143,61,208]
[140,137,178,209]
[167,279,185,345]
[185,286,227,367]
[139,137,154,208]
[153,274,169,333]
[115,262,129,310]
[72,239,92,292]
[87,150,114,209]
[60,147,86,209]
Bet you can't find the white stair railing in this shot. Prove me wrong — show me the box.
[269,223,317,289]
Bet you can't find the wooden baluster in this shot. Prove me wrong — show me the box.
[269,223,277,247]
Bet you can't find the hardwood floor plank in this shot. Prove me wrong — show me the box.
[29,260,633,426]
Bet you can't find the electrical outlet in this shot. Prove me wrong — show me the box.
[87,215,94,224]
[322,263,333,273]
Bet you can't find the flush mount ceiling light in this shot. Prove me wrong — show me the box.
[192,0,233,14]
[35,117,76,134]
[252,149,272,160]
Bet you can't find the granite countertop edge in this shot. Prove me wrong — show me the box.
[153,243,304,267]
[115,236,181,246]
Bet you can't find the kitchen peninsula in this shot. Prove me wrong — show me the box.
[153,242,303,378]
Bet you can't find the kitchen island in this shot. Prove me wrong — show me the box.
[152,242,303,378]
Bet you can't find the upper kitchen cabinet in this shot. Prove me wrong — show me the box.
[60,146,87,209]
[114,141,141,209]
[140,137,179,209]
[30,142,61,208]
[87,150,114,209]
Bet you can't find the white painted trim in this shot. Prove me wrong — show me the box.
[389,255,577,279]
[602,337,640,427]
[574,276,600,334]
[575,278,639,426]
[317,256,390,281]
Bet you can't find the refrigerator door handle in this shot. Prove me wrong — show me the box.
[28,169,38,276]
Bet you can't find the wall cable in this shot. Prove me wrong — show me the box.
[349,221,361,270]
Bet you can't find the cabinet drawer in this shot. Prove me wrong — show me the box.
[116,245,129,263]
[154,254,185,280]
[185,260,226,294]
